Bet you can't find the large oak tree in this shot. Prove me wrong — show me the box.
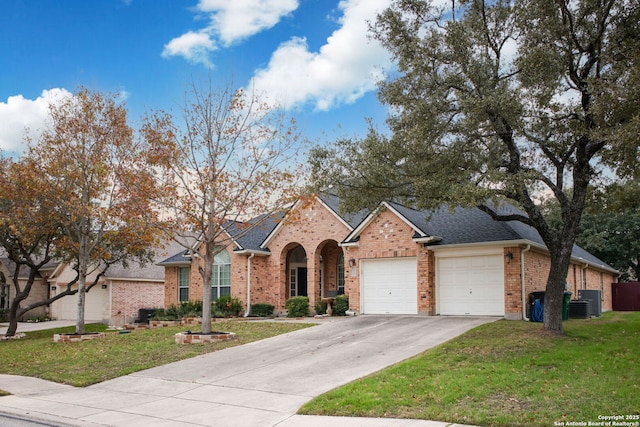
[310,0,639,333]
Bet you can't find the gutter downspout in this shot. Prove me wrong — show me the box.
[521,244,531,321]
[581,263,589,290]
[244,253,255,317]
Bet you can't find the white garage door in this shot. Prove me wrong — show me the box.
[56,286,109,322]
[438,255,504,316]
[361,257,417,314]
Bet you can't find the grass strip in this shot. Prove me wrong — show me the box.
[0,320,312,387]
[300,312,639,427]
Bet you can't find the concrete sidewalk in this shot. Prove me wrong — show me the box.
[0,316,494,427]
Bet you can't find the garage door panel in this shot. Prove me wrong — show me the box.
[438,254,504,316]
[361,258,417,315]
[56,286,108,322]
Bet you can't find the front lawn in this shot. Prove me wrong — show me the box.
[0,320,312,387]
[300,312,639,427]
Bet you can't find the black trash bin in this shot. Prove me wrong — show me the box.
[137,308,156,324]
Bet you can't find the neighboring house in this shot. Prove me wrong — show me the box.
[46,239,185,326]
[0,255,54,320]
[160,193,618,320]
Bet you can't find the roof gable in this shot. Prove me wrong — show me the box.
[260,193,359,249]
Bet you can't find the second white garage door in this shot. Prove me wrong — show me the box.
[361,257,417,314]
[437,254,505,316]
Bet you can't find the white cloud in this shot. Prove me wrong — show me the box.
[0,88,72,154]
[199,0,299,46]
[162,31,217,67]
[249,0,392,111]
[163,0,298,65]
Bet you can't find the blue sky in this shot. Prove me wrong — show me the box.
[0,0,395,156]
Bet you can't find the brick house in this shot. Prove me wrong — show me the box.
[45,238,186,326]
[0,239,184,326]
[0,256,54,320]
[159,193,618,320]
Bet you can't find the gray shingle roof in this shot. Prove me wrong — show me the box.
[106,238,189,280]
[387,201,615,272]
[319,192,370,229]
[226,212,282,252]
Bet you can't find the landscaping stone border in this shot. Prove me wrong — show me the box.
[174,331,236,345]
[0,333,26,340]
[53,332,107,343]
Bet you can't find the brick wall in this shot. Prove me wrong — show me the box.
[164,266,179,307]
[111,280,164,326]
[504,246,523,318]
[265,198,352,312]
[509,246,615,319]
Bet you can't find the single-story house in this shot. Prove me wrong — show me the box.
[1,239,185,325]
[47,239,185,326]
[0,255,55,320]
[160,193,618,319]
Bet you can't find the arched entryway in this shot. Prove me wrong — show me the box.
[287,245,308,297]
[317,240,345,299]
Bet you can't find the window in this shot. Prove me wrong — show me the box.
[289,268,297,297]
[337,253,345,294]
[178,267,190,302]
[211,249,231,301]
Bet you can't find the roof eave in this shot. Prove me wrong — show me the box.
[234,249,271,256]
[413,236,443,244]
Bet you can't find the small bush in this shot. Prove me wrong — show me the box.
[286,296,310,317]
[179,300,202,317]
[151,300,204,320]
[152,307,179,321]
[251,303,275,317]
[334,294,349,316]
[314,299,328,315]
[213,296,243,317]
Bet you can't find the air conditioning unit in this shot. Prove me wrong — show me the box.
[569,300,590,319]
[578,289,602,317]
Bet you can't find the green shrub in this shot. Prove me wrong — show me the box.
[286,296,310,317]
[251,303,275,317]
[179,300,202,317]
[334,294,349,316]
[213,296,243,317]
[314,299,328,315]
[152,307,179,321]
[151,300,204,320]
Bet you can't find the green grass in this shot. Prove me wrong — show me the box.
[0,320,313,387]
[300,312,640,427]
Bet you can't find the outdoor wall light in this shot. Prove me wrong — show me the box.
[505,252,513,264]
[349,258,356,267]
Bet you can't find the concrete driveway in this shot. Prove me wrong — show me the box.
[0,315,497,427]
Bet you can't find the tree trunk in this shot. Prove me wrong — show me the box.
[5,297,24,337]
[543,248,573,334]
[76,277,86,335]
[76,234,89,335]
[201,247,214,334]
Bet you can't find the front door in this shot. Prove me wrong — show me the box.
[297,267,308,296]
